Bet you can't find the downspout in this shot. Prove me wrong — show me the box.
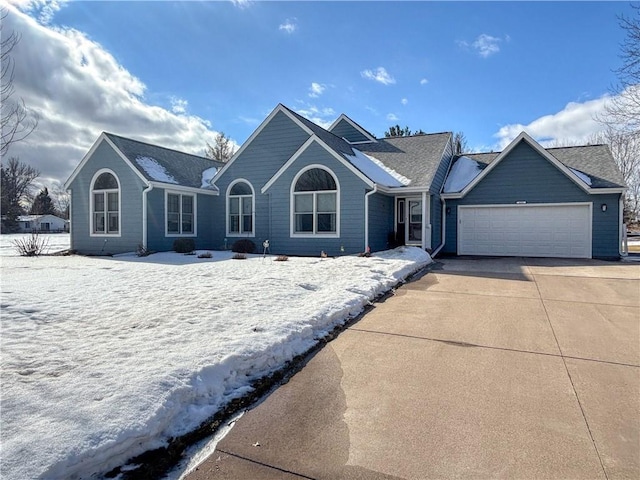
[620,194,628,257]
[364,184,378,252]
[142,183,154,249]
[431,198,446,257]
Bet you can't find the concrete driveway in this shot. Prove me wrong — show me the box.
[187,257,640,480]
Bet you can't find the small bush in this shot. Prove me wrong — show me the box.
[232,239,255,254]
[173,238,196,254]
[274,255,289,262]
[13,232,49,256]
[358,251,372,258]
[136,244,152,257]
[198,251,213,259]
[232,253,247,260]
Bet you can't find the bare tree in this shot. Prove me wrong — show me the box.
[453,131,469,154]
[205,132,236,162]
[1,7,38,156]
[589,128,640,220]
[599,5,640,133]
[1,157,40,232]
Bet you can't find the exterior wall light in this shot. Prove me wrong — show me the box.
[601,204,607,212]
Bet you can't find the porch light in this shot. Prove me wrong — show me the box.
[601,204,607,212]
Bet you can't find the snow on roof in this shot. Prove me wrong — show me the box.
[344,149,411,187]
[135,156,178,184]
[443,156,483,193]
[569,167,592,186]
[201,167,219,189]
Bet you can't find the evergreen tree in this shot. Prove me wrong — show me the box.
[30,187,55,215]
[1,157,39,232]
[384,125,427,138]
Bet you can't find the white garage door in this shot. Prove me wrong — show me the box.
[458,204,592,258]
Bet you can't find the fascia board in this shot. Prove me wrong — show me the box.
[148,181,220,195]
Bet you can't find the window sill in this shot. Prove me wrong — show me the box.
[290,233,340,239]
[226,233,255,238]
[90,233,121,237]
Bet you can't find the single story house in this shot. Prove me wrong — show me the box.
[17,214,68,233]
[64,104,627,259]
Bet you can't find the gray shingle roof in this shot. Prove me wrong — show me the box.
[105,133,224,189]
[281,105,355,156]
[356,133,453,189]
[464,143,626,189]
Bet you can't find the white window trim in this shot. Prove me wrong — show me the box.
[89,168,121,237]
[164,190,197,237]
[290,164,340,238]
[226,179,256,238]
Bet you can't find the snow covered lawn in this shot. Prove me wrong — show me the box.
[1,245,430,479]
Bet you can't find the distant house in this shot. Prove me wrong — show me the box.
[17,215,68,233]
[64,104,627,259]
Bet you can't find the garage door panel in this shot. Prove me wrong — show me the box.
[458,204,591,259]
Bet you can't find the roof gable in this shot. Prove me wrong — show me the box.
[443,132,625,199]
[64,133,148,189]
[328,114,377,144]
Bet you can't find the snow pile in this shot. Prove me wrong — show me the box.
[135,156,178,184]
[569,167,592,186]
[1,247,431,479]
[201,167,219,189]
[443,156,483,193]
[345,149,411,187]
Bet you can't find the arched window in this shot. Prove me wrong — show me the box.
[292,167,339,236]
[91,170,120,235]
[227,180,254,236]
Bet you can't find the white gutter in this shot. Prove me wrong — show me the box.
[364,184,378,251]
[620,195,628,257]
[431,198,447,257]
[142,183,154,249]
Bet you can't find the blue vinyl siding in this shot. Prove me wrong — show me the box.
[67,140,146,255]
[266,141,370,256]
[145,189,218,252]
[329,118,371,143]
[367,193,394,252]
[212,110,311,251]
[443,142,622,258]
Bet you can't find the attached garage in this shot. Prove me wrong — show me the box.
[441,132,626,259]
[458,203,592,258]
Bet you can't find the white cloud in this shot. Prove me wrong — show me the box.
[420,78,429,85]
[170,97,188,115]
[361,67,396,85]
[295,104,336,129]
[493,95,614,150]
[279,18,297,34]
[231,0,252,9]
[458,34,504,58]
[387,113,399,122]
[6,0,67,24]
[2,6,224,185]
[401,98,408,106]
[309,82,325,98]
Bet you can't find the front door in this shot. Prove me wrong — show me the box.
[406,198,422,245]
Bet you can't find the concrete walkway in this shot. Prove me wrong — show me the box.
[187,257,640,480]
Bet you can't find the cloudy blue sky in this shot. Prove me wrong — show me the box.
[3,0,635,187]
